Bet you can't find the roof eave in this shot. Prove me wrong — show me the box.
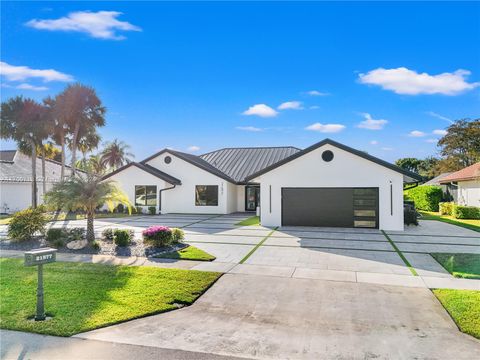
[244,138,423,182]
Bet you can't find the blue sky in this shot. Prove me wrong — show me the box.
[1,1,479,162]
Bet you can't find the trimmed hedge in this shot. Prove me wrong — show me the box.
[439,202,455,216]
[404,186,443,212]
[113,229,134,247]
[454,206,480,220]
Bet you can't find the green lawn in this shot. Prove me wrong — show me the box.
[419,211,480,232]
[155,245,216,261]
[236,216,260,226]
[49,212,136,222]
[431,253,480,279]
[433,289,480,339]
[0,258,220,336]
[0,215,11,225]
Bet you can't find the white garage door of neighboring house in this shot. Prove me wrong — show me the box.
[281,187,379,228]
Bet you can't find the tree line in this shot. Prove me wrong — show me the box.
[1,83,134,208]
[395,118,480,179]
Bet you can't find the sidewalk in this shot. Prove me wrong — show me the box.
[0,330,247,360]
[2,249,479,290]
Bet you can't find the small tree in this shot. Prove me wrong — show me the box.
[101,139,134,171]
[44,173,131,242]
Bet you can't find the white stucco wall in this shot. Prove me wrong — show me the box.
[457,180,480,207]
[236,185,246,212]
[253,143,405,231]
[105,165,168,214]
[146,152,234,214]
[0,182,57,213]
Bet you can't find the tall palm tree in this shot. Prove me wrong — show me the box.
[54,84,106,177]
[44,96,68,180]
[1,97,48,207]
[44,172,131,242]
[101,139,134,171]
[75,154,105,175]
[38,142,61,194]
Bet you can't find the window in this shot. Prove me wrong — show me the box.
[322,150,334,162]
[135,185,157,206]
[195,185,218,206]
[164,156,172,164]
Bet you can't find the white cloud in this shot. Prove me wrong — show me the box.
[305,90,329,96]
[187,146,200,152]
[0,61,73,82]
[26,11,141,40]
[425,139,438,143]
[305,123,345,133]
[433,129,448,136]
[381,147,393,151]
[359,67,479,95]
[16,83,48,91]
[236,126,263,132]
[409,130,426,137]
[278,101,303,110]
[426,111,453,123]
[370,140,378,145]
[309,105,320,110]
[242,104,278,118]
[357,113,388,130]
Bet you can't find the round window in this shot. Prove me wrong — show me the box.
[322,150,334,162]
[164,156,172,164]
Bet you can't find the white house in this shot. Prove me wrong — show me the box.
[0,150,66,213]
[439,162,480,207]
[104,139,421,231]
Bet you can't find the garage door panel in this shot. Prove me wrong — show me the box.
[281,188,378,228]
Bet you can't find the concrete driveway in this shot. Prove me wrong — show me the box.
[66,215,480,359]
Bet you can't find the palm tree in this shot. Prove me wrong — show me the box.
[38,142,61,194]
[75,154,105,175]
[44,173,131,242]
[101,139,134,171]
[1,97,48,207]
[54,84,106,177]
[44,96,68,180]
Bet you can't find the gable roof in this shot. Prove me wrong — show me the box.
[244,138,423,183]
[102,162,181,185]
[423,172,452,186]
[199,146,300,183]
[439,162,480,183]
[141,149,237,183]
[0,150,16,163]
[0,150,68,183]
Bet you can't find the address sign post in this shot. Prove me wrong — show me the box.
[24,247,57,321]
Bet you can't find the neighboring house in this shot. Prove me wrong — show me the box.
[0,150,65,213]
[104,138,421,231]
[439,162,480,207]
[423,172,457,202]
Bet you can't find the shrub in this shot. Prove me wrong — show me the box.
[92,241,101,250]
[143,226,172,247]
[404,186,443,212]
[102,228,114,241]
[439,202,454,216]
[171,228,185,243]
[114,229,134,247]
[115,204,125,213]
[404,206,418,226]
[453,206,480,220]
[8,206,48,242]
[136,206,143,214]
[51,238,64,248]
[148,206,156,215]
[67,228,85,241]
[46,228,66,243]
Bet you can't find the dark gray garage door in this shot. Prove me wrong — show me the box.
[281,188,378,228]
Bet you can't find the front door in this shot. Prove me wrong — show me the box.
[245,185,260,211]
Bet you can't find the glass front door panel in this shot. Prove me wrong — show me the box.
[246,186,259,211]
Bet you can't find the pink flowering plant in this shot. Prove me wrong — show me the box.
[142,226,184,247]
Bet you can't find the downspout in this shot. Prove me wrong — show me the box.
[158,184,177,214]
